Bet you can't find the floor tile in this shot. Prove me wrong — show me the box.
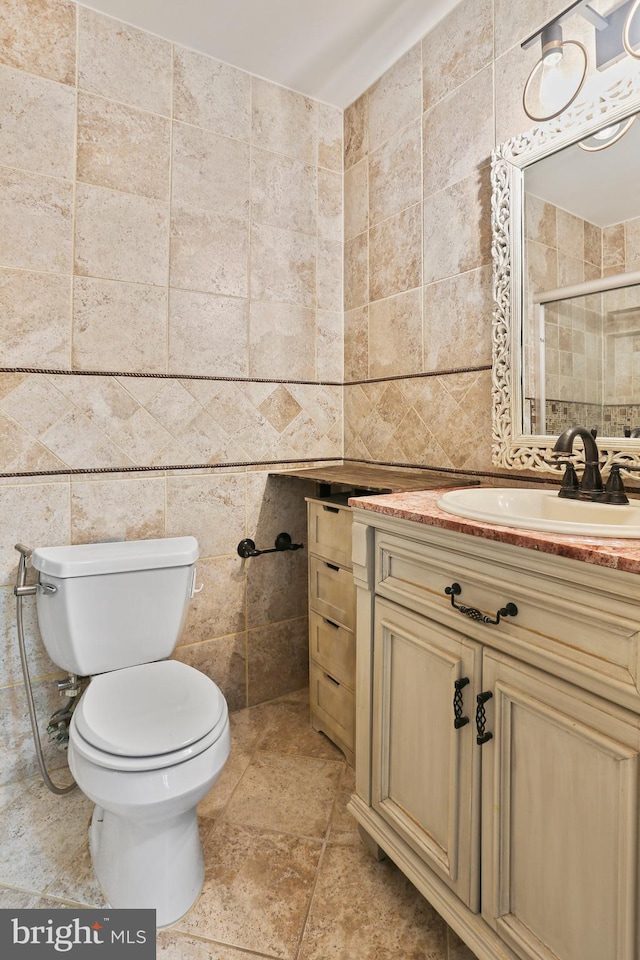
[44,841,107,907]
[175,820,321,959]
[229,697,285,751]
[326,766,360,846]
[158,930,276,959]
[0,779,92,891]
[298,843,448,960]
[0,687,471,959]
[30,896,88,909]
[224,753,343,838]
[197,748,252,821]
[0,778,27,813]
[0,885,39,908]
[449,927,479,960]
[197,701,278,819]
[258,698,344,762]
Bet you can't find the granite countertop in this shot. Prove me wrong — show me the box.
[348,487,640,576]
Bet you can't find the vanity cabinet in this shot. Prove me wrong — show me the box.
[307,497,356,764]
[349,509,640,960]
[480,649,638,960]
[372,598,482,909]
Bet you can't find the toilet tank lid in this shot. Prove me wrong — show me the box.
[31,537,199,578]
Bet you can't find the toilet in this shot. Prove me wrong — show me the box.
[31,536,230,927]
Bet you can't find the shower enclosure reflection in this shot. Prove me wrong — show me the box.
[526,272,640,436]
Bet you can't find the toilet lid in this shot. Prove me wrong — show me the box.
[74,660,226,757]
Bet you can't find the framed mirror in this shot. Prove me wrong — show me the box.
[492,70,640,471]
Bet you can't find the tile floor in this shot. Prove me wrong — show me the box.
[0,688,475,959]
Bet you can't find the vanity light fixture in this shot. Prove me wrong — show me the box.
[624,0,640,58]
[522,0,640,123]
[578,113,636,150]
[522,20,588,121]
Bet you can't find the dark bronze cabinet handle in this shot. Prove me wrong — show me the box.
[444,582,518,625]
[453,677,470,729]
[475,691,493,745]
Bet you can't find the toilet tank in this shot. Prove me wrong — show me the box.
[31,537,199,676]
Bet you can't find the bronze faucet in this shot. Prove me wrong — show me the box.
[552,426,603,500]
[552,426,629,504]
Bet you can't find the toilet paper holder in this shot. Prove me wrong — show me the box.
[237,532,304,559]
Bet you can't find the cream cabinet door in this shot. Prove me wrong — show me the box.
[372,598,482,910]
[481,649,640,960]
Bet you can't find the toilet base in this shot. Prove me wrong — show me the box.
[89,803,204,927]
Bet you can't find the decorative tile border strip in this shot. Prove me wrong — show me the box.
[343,365,492,386]
[0,367,343,387]
[0,457,343,480]
[0,371,343,476]
[0,364,492,388]
[0,365,494,478]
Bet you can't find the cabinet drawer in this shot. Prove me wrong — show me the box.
[309,556,356,630]
[309,610,355,689]
[375,530,640,712]
[307,500,353,569]
[310,662,354,750]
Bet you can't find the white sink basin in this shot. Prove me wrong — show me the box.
[438,488,640,538]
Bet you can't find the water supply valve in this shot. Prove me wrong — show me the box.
[56,674,83,698]
[46,705,75,751]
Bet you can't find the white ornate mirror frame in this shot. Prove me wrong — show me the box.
[492,70,640,472]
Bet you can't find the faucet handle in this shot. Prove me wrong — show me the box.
[544,459,580,497]
[604,464,629,505]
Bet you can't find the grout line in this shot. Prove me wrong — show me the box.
[292,839,329,960]
[243,465,250,708]
[162,926,281,960]
[166,45,175,377]
[247,77,254,383]
[68,11,80,375]
[419,38,425,375]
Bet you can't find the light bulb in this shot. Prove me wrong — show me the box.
[543,48,563,67]
[593,124,620,141]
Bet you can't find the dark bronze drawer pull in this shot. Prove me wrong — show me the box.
[453,677,470,730]
[322,505,340,513]
[475,691,493,745]
[324,673,340,686]
[325,562,340,572]
[323,618,340,629]
[444,582,518,626]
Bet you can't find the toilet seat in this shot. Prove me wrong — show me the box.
[72,660,228,772]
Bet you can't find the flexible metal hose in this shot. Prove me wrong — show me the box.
[14,544,76,795]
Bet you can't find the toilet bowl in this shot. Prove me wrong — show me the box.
[31,537,230,927]
[67,660,230,926]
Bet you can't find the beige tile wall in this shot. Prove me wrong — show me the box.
[0,0,342,784]
[342,0,640,471]
[342,0,497,470]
